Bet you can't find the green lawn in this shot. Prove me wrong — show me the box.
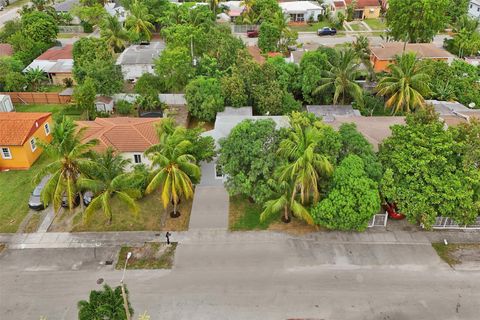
[364,19,387,30]
[229,196,277,231]
[0,154,51,233]
[15,104,83,120]
[290,21,343,32]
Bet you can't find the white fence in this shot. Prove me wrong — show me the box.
[58,25,84,33]
[368,213,388,228]
[232,24,258,33]
[431,216,480,230]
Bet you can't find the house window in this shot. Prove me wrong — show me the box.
[296,13,304,22]
[44,123,50,135]
[134,154,142,164]
[1,147,12,159]
[30,138,37,152]
[215,164,224,179]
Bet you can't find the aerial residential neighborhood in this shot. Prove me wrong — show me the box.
[0,0,479,319]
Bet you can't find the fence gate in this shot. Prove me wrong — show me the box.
[232,24,258,33]
[368,213,388,228]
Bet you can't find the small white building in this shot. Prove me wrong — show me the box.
[105,1,127,23]
[469,0,480,18]
[279,1,324,23]
[116,41,166,81]
[95,96,114,113]
[0,95,14,112]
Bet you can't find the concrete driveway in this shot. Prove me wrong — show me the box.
[189,186,229,229]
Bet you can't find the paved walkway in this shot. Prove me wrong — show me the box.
[1,229,479,250]
[189,186,229,229]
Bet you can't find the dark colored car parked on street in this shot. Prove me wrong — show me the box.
[317,27,337,36]
[247,29,259,38]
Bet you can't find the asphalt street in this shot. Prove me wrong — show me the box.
[1,238,479,320]
[0,4,20,29]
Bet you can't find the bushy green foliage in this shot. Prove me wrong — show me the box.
[220,71,248,108]
[77,284,133,320]
[218,119,280,204]
[154,46,194,92]
[116,100,134,115]
[311,155,380,231]
[21,11,58,44]
[379,109,479,228]
[258,22,281,53]
[185,77,225,121]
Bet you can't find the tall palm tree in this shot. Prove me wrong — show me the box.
[313,48,364,107]
[25,67,47,91]
[78,148,140,225]
[146,133,200,218]
[375,52,431,114]
[351,35,374,79]
[125,0,155,43]
[100,15,129,53]
[240,0,256,15]
[34,117,98,211]
[260,179,314,225]
[78,284,133,320]
[277,124,333,205]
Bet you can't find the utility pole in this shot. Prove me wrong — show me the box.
[120,252,132,320]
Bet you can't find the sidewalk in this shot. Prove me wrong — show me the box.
[1,229,479,250]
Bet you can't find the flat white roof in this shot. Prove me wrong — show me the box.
[279,1,323,12]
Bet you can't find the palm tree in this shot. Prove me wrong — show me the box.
[100,15,129,53]
[313,48,364,107]
[78,148,140,225]
[277,124,333,205]
[208,0,223,15]
[146,132,200,218]
[34,117,98,211]
[240,0,256,15]
[125,0,155,43]
[260,180,314,225]
[25,67,47,91]
[351,35,374,79]
[375,52,431,114]
[78,284,133,320]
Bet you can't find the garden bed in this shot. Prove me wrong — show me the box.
[115,242,177,269]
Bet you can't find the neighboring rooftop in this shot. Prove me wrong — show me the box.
[76,117,161,153]
[344,0,382,8]
[0,112,52,146]
[279,1,323,12]
[307,105,361,122]
[0,44,13,57]
[116,41,166,65]
[371,42,454,60]
[36,45,73,61]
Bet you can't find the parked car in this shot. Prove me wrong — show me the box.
[317,27,337,36]
[383,202,406,220]
[28,175,51,211]
[83,191,94,207]
[247,29,259,38]
[61,193,81,209]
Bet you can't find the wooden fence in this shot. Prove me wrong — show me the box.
[0,92,72,104]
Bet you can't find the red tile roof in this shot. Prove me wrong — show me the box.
[76,117,162,152]
[334,1,346,8]
[345,0,381,8]
[0,112,51,146]
[36,45,73,61]
[0,44,13,57]
[247,46,266,64]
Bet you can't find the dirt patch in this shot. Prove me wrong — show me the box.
[188,117,214,131]
[268,219,320,235]
[116,242,177,269]
[166,105,189,128]
[162,199,193,231]
[23,213,43,233]
[48,207,80,232]
[432,243,480,267]
[0,244,5,254]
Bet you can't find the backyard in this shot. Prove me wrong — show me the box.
[15,104,82,120]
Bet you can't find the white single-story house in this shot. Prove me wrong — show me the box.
[0,95,14,112]
[469,0,480,18]
[116,41,166,81]
[200,107,290,186]
[95,96,114,113]
[76,117,162,170]
[279,1,324,23]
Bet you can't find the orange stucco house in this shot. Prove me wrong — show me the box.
[370,42,455,72]
[0,112,53,170]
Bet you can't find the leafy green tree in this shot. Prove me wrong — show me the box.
[77,284,133,320]
[445,15,480,58]
[220,71,248,107]
[266,56,301,96]
[258,21,280,52]
[73,4,107,27]
[83,59,124,95]
[34,117,98,211]
[25,67,47,91]
[4,72,27,92]
[0,57,24,90]
[446,0,470,24]
[21,11,58,44]
[8,32,49,65]
[251,0,282,21]
[0,19,22,42]
[375,52,430,114]
[134,73,163,110]
[252,81,301,115]
[386,0,451,43]
[74,77,97,120]
[101,15,130,53]
[126,0,155,42]
[313,48,364,107]
[79,149,141,225]
[185,77,225,121]
[218,119,280,203]
[154,46,194,92]
[299,50,329,103]
[311,155,380,231]
[379,110,479,228]
[338,123,382,181]
[73,37,113,81]
[146,131,201,217]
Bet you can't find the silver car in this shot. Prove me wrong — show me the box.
[28,175,51,211]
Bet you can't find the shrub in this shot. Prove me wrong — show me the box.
[116,100,134,115]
